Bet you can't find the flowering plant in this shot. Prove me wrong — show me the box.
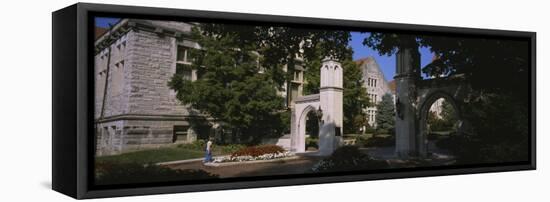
[212,145,293,163]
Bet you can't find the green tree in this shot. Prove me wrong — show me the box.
[440,100,457,129]
[168,26,285,144]
[376,93,395,134]
[342,59,370,134]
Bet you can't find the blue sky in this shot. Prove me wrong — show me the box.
[95,18,433,81]
[95,17,120,28]
[350,32,433,81]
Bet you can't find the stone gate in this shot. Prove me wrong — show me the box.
[394,47,473,158]
[290,59,343,156]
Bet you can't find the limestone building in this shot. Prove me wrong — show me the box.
[94,19,306,156]
[355,57,394,128]
[94,19,205,156]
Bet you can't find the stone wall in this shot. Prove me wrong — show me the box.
[94,20,205,156]
[125,30,190,116]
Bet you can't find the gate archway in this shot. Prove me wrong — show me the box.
[417,90,461,157]
[290,59,343,156]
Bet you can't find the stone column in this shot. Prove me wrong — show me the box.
[318,59,344,156]
[289,107,297,152]
[394,47,421,158]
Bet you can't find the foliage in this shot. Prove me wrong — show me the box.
[255,26,352,92]
[363,127,376,134]
[177,140,246,155]
[230,145,285,158]
[312,146,389,172]
[95,162,218,185]
[362,135,395,147]
[168,26,285,144]
[363,32,529,96]
[375,93,395,133]
[176,139,206,151]
[305,137,319,150]
[426,100,457,132]
[305,111,319,138]
[355,134,371,147]
[219,144,247,154]
[427,111,448,131]
[342,59,371,134]
[440,100,458,126]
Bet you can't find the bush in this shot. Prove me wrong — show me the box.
[306,137,319,150]
[177,140,246,155]
[231,145,285,158]
[355,134,370,147]
[312,146,389,172]
[95,162,218,185]
[363,127,376,134]
[363,136,395,147]
[220,144,246,154]
[177,139,206,151]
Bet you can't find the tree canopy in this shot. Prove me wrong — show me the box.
[168,26,285,143]
[363,33,529,97]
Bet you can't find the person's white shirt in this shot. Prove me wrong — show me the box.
[206,140,212,152]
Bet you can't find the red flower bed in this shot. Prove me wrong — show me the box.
[231,145,285,157]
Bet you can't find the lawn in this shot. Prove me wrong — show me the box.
[96,142,246,165]
[96,147,205,165]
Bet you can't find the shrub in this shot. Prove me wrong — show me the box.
[306,137,319,150]
[363,135,395,147]
[355,134,370,147]
[312,146,389,172]
[177,139,206,151]
[220,144,247,154]
[231,145,285,158]
[95,162,218,185]
[363,127,376,134]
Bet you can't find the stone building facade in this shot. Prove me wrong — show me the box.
[355,57,394,128]
[94,19,306,156]
[94,19,210,156]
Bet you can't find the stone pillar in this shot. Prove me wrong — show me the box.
[395,47,421,158]
[318,59,344,156]
[290,107,298,152]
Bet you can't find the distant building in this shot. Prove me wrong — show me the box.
[355,57,394,128]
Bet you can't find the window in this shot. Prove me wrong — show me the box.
[173,125,190,143]
[177,46,191,64]
[177,64,193,81]
[115,60,124,69]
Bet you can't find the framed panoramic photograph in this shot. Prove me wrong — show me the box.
[52,3,536,199]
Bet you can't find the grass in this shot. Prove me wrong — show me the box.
[96,147,205,165]
[96,141,246,165]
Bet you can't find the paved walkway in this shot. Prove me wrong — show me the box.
[164,155,324,178]
[163,140,455,178]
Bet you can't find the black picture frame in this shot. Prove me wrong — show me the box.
[52,3,536,199]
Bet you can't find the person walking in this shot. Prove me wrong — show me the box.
[204,138,213,163]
